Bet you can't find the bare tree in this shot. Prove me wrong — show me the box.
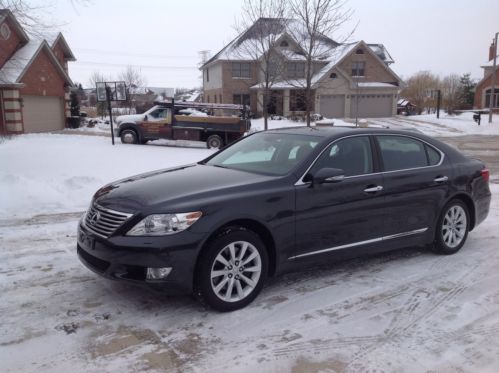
[441,74,463,114]
[118,66,147,114]
[234,0,289,130]
[401,71,440,114]
[287,0,354,126]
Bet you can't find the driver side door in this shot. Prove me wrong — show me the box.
[140,108,172,139]
[293,135,386,260]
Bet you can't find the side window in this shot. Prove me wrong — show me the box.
[310,136,373,177]
[425,144,441,166]
[377,136,431,171]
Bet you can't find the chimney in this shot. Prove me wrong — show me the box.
[490,39,497,61]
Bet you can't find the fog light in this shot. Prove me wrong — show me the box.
[146,267,172,280]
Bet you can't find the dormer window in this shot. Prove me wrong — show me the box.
[280,40,289,47]
[330,72,337,79]
[355,48,364,54]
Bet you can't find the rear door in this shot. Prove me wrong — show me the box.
[375,134,452,237]
[294,135,386,259]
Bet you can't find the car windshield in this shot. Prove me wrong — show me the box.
[203,132,321,175]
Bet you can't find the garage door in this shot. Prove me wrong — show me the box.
[350,94,393,118]
[22,95,65,133]
[319,94,345,118]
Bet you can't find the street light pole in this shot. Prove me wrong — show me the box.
[489,32,498,124]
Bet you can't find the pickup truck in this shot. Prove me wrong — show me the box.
[115,100,251,149]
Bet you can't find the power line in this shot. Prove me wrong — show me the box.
[74,60,198,70]
[77,48,197,59]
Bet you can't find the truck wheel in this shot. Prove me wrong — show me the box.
[207,135,223,149]
[120,129,138,144]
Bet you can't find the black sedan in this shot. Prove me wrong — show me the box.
[77,127,491,311]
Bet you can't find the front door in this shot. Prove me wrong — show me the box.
[294,135,386,259]
[139,107,172,139]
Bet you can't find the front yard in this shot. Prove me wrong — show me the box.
[1,115,499,372]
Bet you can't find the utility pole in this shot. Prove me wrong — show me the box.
[489,32,498,124]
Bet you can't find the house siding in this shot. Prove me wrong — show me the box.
[338,47,397,84]
[474,70,499,112]
[19,49,66,97]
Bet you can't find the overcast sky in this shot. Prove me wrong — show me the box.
[31,0,499,89]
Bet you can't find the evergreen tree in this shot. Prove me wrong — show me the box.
[459,73,476,109]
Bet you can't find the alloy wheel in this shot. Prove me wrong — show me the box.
[442,205,467,248]
[210,241,262,302]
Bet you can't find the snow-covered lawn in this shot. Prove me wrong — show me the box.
[0,134,213,220]
[1,119,499,372]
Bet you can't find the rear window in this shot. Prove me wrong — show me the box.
[377,136,440,171]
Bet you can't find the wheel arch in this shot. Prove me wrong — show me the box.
[193,218,278,288]
[444,193,476,231]
[118,123,143,139]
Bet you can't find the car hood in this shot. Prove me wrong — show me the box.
[116,114,143,124]
[93,164,276,212]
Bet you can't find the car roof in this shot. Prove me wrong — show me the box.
[266,125,424,139]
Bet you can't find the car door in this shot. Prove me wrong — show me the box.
[375,134,452,238]
[293,135,386,259]
[140,107,172,139]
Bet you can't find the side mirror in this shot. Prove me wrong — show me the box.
[308,168,345,184]
[144,115,148,121]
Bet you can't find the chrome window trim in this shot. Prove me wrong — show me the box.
[288,227,428,260]
[295,133,445,186]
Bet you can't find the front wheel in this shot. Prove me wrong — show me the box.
[206,134,224,149]
[434,200,469,255]
[120,129,139,144]
[196,228,268,312]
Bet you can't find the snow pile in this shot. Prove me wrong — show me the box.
[0,134,213,219]
[178,108,208,117]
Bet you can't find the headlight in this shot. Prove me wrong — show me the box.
[127,211,202,236]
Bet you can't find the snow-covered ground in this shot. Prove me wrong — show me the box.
[1,116,499,372]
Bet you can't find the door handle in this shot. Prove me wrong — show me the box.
[434,176,449,183]
[364,185,383,193]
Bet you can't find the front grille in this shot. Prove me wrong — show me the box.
[84,203,133,238]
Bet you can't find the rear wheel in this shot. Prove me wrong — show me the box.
[195,228,268,311]
[434,200,469,255]
[206,134,223,149]
[120,129,138,144]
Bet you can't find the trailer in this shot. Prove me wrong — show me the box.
[115,100,251,149]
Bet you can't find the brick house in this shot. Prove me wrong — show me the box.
[0,9,75,134]
[200,18,402,119]
[474,39,498,113]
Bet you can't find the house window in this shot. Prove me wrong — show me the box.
[219,94,222,103]
[355,48,364,54]
[206,68,209,82]
[289,90,308,111]
[352,61,365,77]
[330,72,337,79]
[232,62,251,78]
[280,40,289,47]
[0,23,11,40]
[287,62,305,79]
[214,95,217,103]
[485,88,499,108]
[207,95,210,103]
[233,94,250,107]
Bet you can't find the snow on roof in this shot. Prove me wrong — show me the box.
[250,79,306,90]
[0,38,44,84]
[481,57,499,68]
[357,82,397,88]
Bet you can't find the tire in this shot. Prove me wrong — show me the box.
[206,134,223,149]
[195,228,268,312]
[433,199,470,255]
[120,129,138,144]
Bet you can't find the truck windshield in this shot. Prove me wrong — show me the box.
[203,132,321,176]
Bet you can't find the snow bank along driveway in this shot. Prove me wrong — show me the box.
[1,130,499,372]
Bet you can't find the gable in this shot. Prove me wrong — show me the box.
[0,17,25,69]
[19,46,70,96]
[337,43,400,84]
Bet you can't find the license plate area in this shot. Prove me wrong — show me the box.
[78,228,95,250]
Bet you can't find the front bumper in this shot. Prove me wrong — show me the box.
[77,221,205,294]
